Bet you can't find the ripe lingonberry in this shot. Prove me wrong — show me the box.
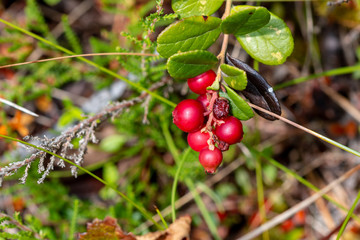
[172,99,204,133]
[214,116,243,145]
[187,70,216,94]
[213,98,229,120]
[199,147,223,173]
[196,94,210,111]
[187,130,211,152]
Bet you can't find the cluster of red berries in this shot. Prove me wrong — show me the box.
[172,70,244,173]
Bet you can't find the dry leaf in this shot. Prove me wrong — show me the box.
[78,216,191,240]
[78,216,136,240]
[136,216,191,240]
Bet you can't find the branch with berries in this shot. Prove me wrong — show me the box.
[172,70,244,173]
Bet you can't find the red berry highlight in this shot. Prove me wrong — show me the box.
[199,147,223,173]
[187,70,216,94]
[172,99,204,133]
[187,130,211,152]
[214,116,243,145]
[196,94,210,111]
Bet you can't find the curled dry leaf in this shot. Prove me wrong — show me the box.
[78,216,192,240]
[136,216,191,240]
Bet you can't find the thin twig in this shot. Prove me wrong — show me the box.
[0,97,38,117]
[320,83,360,124]
[0,52,157,69]
[217,0,232,62]
[216,0,232,86]
[248,102,360,158]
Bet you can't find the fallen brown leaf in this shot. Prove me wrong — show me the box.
[77,216,192,240]
[135,216,191,240]
[78,216,136,240]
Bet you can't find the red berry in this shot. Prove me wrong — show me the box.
[172,99,204,133]
[196,94,210,111]
[187,130,210,152]
[199,147,223,173]
[214,116,243,145]
[187,70,216,94]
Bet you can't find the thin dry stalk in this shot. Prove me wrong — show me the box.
[320,83,360,123]
[238,164,360,240]
[0,53,157,69]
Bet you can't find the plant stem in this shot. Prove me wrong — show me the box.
[255,156,270,240]
[248,103,360,158]
[216,0,232,81]
[154,206,168,229]
[171,148,191,222]
[160,114,182,222]
[274,65,360,90]
[69,199,79,240]
[336,190,360,240]
[185,178,221,240]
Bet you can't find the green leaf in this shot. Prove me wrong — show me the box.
[207,79,220,91]
[100,135,127,153]
[235,168,252,195]
[221,5,270,35]
[167,50,218,79]
[220,85,254,120]
[220,64,247,90]
[263,164,277,185]
[157,16,221,58]
[236,13,294,65]
[172,0,224,18]
[58,99,84,127]
[103,163,119,184]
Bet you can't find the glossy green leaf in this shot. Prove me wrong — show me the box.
[157,16,221,58]
[221,6,270,35]
[220,64,247,90]
[172,0,224,18]
[167,50,218,79]
[237,13,294,65]
[220,85,254,120]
